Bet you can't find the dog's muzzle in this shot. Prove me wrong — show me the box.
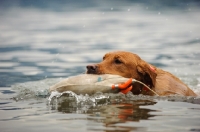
[86,64,98,74]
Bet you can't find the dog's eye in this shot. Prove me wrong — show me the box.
[114,59,122,64]
[103,55,106,60]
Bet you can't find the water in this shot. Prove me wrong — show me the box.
[1,0,200,131]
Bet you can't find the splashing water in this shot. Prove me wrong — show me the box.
[11,78,60,100]
[48,91,111,111]
[11,78,200,108]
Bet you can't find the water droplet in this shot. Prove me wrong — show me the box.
[146,7,148,9]
[111,7,113,10]
[127,9,130,11]
[158,12,161,15]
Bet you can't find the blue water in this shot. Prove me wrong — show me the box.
[0,0,200,131]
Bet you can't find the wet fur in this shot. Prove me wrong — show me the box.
[86,51,196,96]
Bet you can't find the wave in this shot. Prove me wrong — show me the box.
[11,78,200,107]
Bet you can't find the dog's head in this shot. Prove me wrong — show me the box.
[86,51,157,88]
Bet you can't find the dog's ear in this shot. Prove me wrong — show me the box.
[136,60,157,87]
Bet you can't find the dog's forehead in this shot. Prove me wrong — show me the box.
[104,51,140,60]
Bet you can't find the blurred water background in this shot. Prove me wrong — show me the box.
[0,0,200,132]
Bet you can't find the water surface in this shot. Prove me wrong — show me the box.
[0,0,200,131]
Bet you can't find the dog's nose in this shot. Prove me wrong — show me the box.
[86,64,98,74]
